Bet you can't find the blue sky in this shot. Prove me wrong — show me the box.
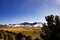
[0,0,60,24]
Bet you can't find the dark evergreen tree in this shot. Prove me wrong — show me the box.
[40,15,60,40]
[0,33,3,39]
[5,31,13,40]
[25,35,32,40]
[34,38,40,40]
[16,33,24,40]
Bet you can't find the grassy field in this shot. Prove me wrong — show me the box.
[0,27,42,40]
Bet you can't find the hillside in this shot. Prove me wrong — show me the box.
[0,27,42,40]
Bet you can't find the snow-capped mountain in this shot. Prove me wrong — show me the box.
[20,22,43,27]
[0,22,43,27]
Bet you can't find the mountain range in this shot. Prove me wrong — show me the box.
[20,22,42,26]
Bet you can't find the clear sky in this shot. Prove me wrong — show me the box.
[0,0,60,24]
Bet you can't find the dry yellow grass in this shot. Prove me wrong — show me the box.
[0,27,42,39]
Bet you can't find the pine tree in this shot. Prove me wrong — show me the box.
[34,38,40,40]
[16,33,24,40]
[40,15,60,40]
[25,35,32,40]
